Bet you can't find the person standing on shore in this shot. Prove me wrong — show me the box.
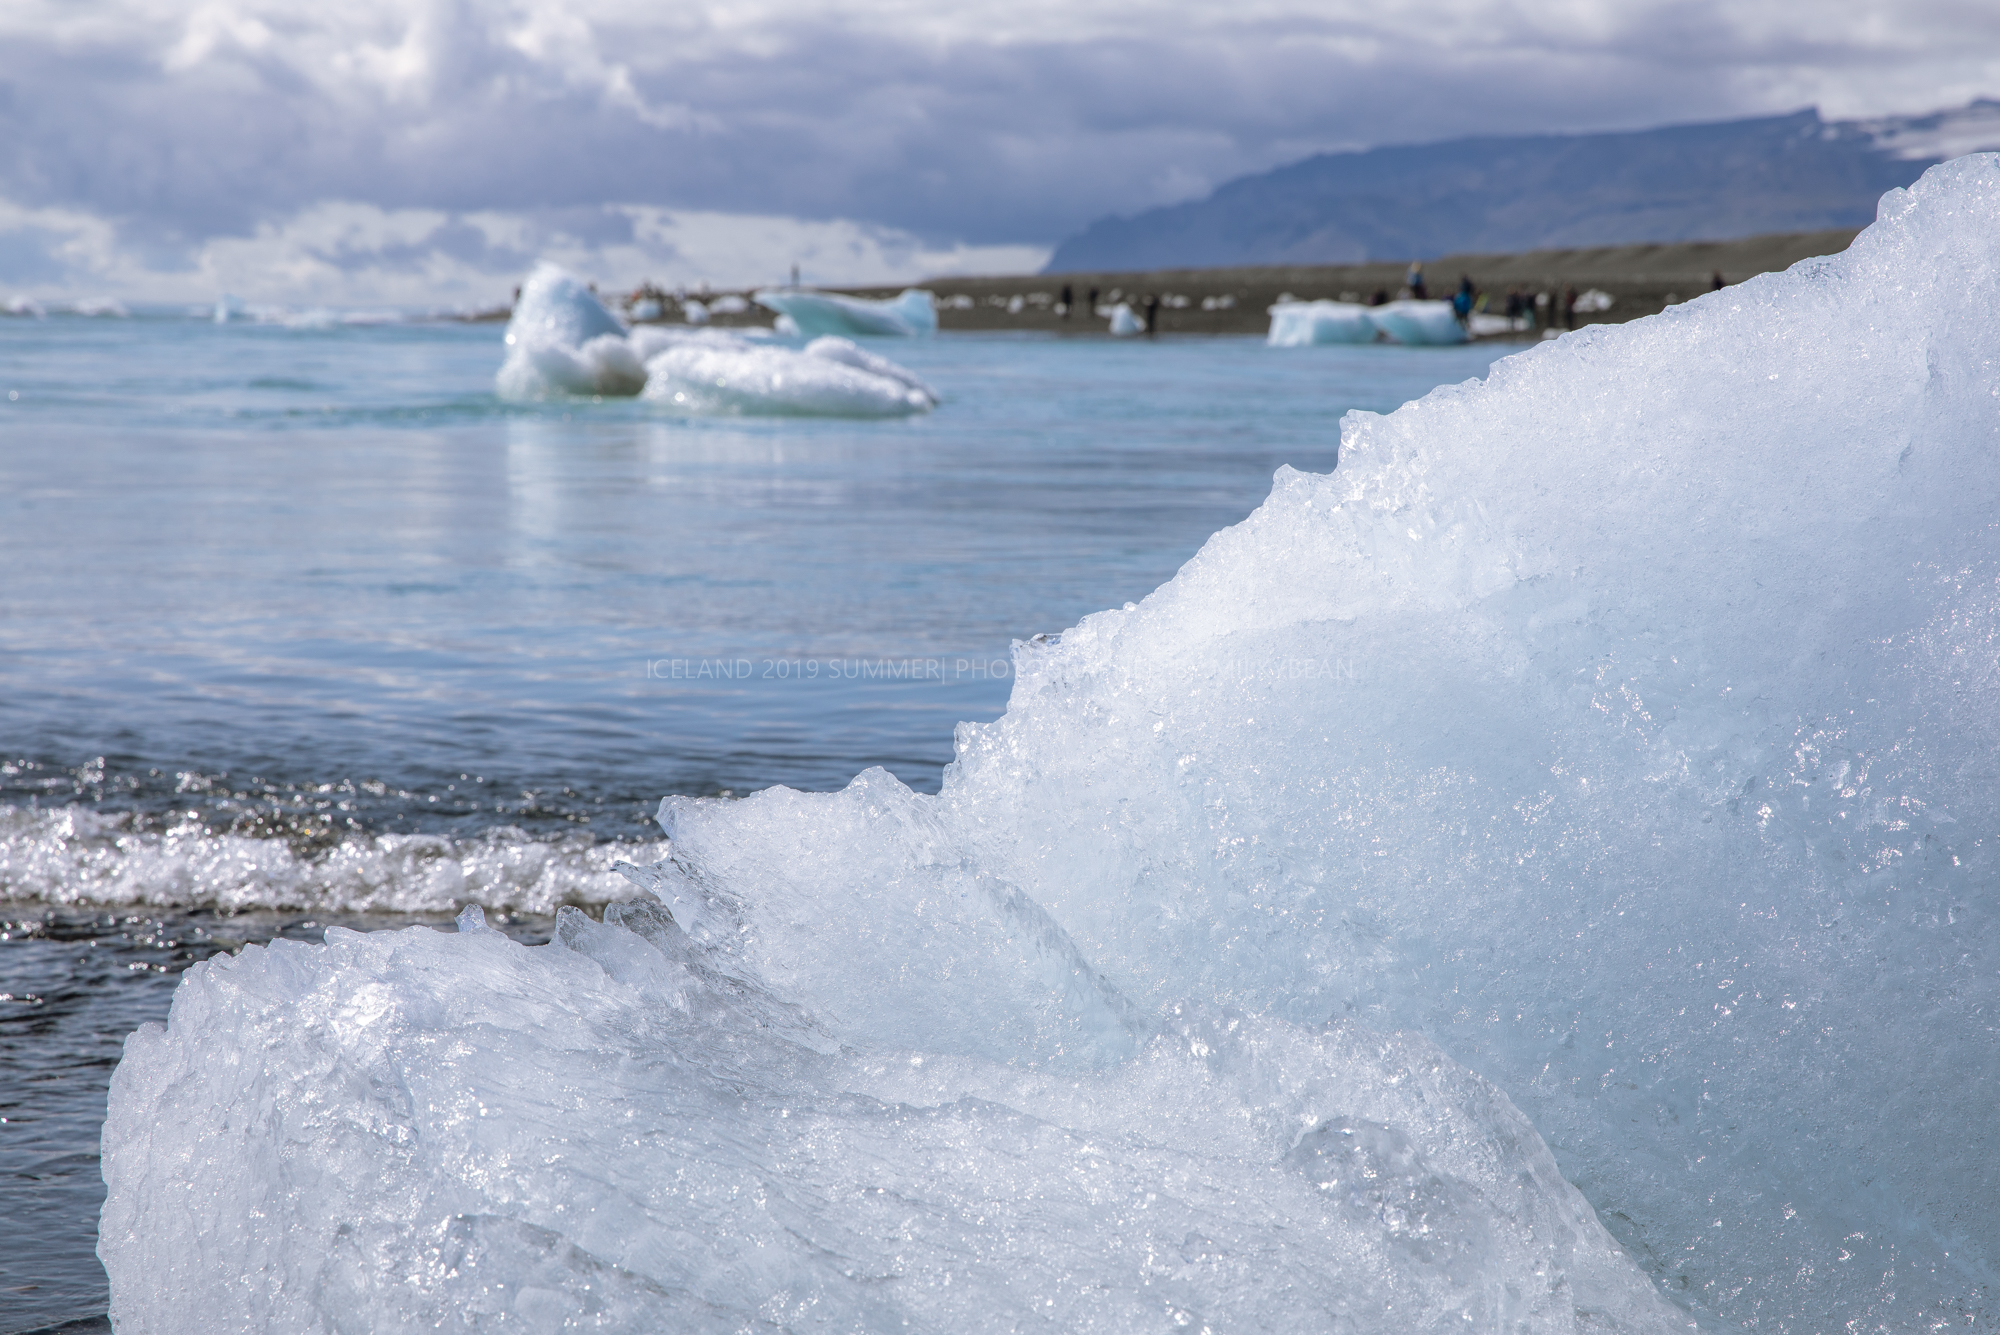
[1711,270,1727,291]
[1561,284,1578,330]
[1406,261,1427,300]
[1059,282,1074,319]
[1144,293,1161,338]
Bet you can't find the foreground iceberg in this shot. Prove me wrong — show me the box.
[1267,299,1377,346]
[496,265,934,416]
[1366,298,1469,344]
[105,159,2000,1333]
[752,287,937,338]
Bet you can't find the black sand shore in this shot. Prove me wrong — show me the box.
[467,226,1860,337]
[622,227,1856,337]
[895,227,1861,336]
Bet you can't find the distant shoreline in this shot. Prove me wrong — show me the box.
[460,226,1862,337]
[856,227,1863,337]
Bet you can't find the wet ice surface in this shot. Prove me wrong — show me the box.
[98,158,2000,1330]
[100,906,1684,1334]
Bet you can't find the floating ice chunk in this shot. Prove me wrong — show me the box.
[492,267,932,413]
[501,262,624,346]
[1573,288,1614,313]
[497,330,648,398]
[496,264,643,398]
[680,298,709,324]
[101,877,1686,1333]
[3,295,46,318]
[1365,298,1468,344]
[1467,311,1528,336]
[242,305,405,330]
[1106,301,1143,335]
[709,294,749,315]
[640,331,935,417]
[628,297,663,322]
[752,287,938,337]
[1267,299,1377,346]
[801,334,938,401]
[68,297,130,318]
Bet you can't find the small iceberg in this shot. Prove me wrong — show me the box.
[795,334,937,400]
[1266,299,1376,346]
[1106,302,1143,336]
[503,263,625,349]
[642,332,936,417]
[1366,299,1469,345]
[496,264,647,396]
[68,297,131,318]
[753,287,937,338]
[496,264,934,416]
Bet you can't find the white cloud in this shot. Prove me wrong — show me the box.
[616,209,1050,289]
[0,0,1994,302]
[0,196,1050,306]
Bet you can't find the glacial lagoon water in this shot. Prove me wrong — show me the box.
[0,310,1503,1332]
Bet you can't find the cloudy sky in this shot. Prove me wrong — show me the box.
[3,0,1997,305]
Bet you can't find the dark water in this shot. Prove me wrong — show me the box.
[0,309,1505,1331]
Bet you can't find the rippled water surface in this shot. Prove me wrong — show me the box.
[0,309,1504,1331]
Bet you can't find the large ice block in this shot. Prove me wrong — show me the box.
[1267,299,1378,345]
[1366,298,1469,344]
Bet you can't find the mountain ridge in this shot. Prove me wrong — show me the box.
[1044,102,2000,273]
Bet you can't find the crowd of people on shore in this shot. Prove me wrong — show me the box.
[596,263,1735,340]
[1406,260,1731,335]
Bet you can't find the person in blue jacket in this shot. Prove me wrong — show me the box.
[1452,274,1475,324]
